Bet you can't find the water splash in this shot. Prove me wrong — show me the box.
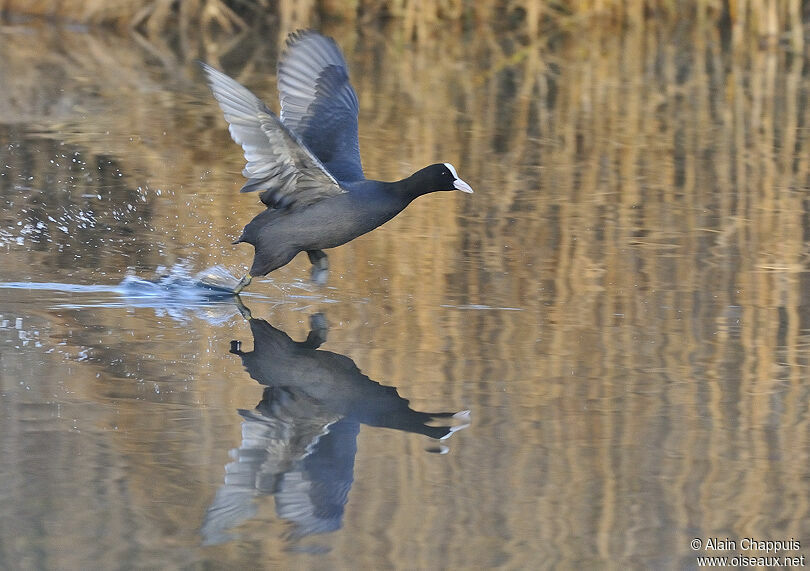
[0,263,349,323]
[0,263,240,299]
[0,263,243,324]
[118,263,239,299]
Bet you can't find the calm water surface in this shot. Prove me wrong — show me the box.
[1,18,810,570]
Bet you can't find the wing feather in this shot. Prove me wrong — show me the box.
[200,62,346,210]
[277,31,364,183]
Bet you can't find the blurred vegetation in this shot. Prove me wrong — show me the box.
[0,0,806,52]
[2,0,810,567]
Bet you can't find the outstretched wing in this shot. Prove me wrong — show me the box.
[200,62,346,210]
[277,30,364,183]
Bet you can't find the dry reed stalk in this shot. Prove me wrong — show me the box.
[0,0,806,43]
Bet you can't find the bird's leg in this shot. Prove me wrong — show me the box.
[233,274,252,294]
[307,250,329,285]
[234,295,253,320]
[303,312,328,348]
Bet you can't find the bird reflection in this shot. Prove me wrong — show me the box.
[201,308,470,547]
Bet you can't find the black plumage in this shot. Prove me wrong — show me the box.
[201,31,473,291]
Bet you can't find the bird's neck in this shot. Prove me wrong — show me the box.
[390,172,439,201]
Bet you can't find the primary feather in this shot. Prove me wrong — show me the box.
[199,62,346,210]
[278,30,364,183]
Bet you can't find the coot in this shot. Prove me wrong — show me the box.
[201,31,473,292]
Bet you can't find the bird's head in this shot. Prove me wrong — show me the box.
[418,162,474,194]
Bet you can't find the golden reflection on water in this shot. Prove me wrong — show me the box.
[1,15,809,569]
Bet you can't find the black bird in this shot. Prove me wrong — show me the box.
[200,31,473,292]
[200,310,470,545]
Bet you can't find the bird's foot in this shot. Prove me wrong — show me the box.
[234,295,253,320]
[303,312,328,348]
[233,274,252,294]
[307,250,329,285]
[311,267,329,285]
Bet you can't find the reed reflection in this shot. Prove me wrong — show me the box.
[201,307,470,546]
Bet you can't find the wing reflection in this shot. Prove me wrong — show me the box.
[201,311,470,546]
